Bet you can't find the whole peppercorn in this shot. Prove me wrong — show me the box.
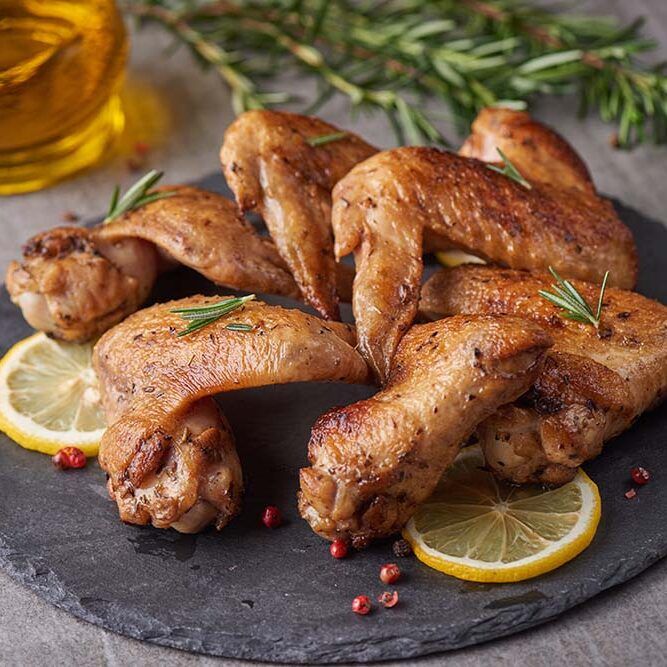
[380,563,401,584]
[352,595,372,615]
[52,447,87,470]
[330,539,349,559]
[630,466,650,485]
[378,591,399,608]
[392,539,412,558]
[261,505,282,528]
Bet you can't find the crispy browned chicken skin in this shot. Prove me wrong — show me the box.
[94,296,370,531]
[6,187,302,342]
[299,315,552,545]
[332,113,637,382]
[221,110,377,320]
[459,107,595,194]
[420,265,667,485]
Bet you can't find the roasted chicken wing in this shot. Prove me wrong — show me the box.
[299,315,552,545]
[420,265,667,484]
[459,107,595,194]
[94,296,370,531]
[221,110,377,320]
[7,187,301,341]
[332,113,637,382]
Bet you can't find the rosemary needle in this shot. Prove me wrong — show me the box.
[539,267,610,329]
[225,323,254,332]
[307,132,348,147]
[486,148,532,189]
[104,170,178,222]
[171,295,256,337]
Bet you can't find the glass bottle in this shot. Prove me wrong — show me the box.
[0,0,128,194]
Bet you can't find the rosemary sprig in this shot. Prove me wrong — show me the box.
[307,131,348,147]
[123,0,667,148]
[104,170,178,222]
[487,148,532,189]
[539,267,610,329]
[171,294,255,337]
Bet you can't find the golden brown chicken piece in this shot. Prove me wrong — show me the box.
[6,187,302,342]
[299,315,552,545]
[6,226,159,342]
[333,139,637,382]
[221,110,377,320]
[420,265,667,485]
[94,296,370,531]
[459,107,595,194]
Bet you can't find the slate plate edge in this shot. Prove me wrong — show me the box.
[2,518,665,663]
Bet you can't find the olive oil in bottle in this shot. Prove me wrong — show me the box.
[0,0,128,194]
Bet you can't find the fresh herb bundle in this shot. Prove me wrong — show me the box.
[123,0,667,148]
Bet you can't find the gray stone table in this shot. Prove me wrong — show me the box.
[1,0,666,664]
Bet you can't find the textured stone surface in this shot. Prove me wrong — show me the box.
[0,179,665,662]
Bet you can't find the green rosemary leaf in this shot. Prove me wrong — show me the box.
[172,295,256,336]
[104,170,178,222]
[225,323,254,331]
[595,271,610,320]
[539,267,609,328]
[176,316,219,337]
[548,267,594,314]
[486,148,532,189]
[107,185,120,219]
[307,131,348,146]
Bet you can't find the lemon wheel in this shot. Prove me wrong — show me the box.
[0,333,106,456]
[403,446,601,582]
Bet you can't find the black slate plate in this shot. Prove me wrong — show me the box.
[1,174,666,663]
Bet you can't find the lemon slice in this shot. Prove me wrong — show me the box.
[0,333,106,456]
[435,249,486,268]
[403,446,601,582]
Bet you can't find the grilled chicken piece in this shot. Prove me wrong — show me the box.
[7,226,159,342]
[6,187,303,342]
[459,107,595,194]
[420,265,667,485]
[332,115,637,382]
[299,315,552,545]
[221,110,377,320]
[94,296,370,531]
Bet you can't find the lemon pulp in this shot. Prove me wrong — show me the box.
[0,333,106,456]
[403,446,601,582]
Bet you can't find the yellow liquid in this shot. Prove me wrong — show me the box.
[0,0,128,194]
